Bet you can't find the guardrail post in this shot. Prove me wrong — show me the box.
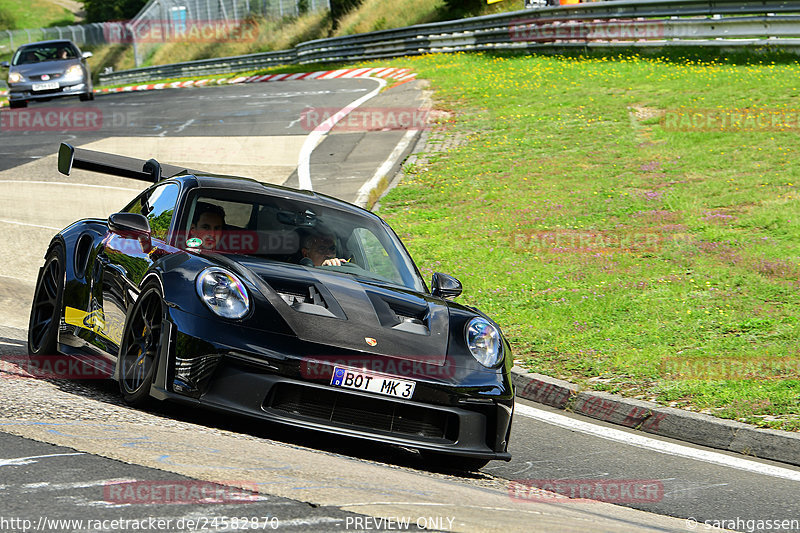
[6,30,12,50]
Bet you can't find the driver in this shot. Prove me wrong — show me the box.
[190,202,225,250]
[299,228,348,267]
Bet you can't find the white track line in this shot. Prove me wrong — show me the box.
[0,219,61,230]
[0,452,86,467]
[354,129,418,208]
[515,403,800,482]
[297,77,387,191]
[0,180,139,192]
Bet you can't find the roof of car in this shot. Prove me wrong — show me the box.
[179,173,377,220]
[18,40,77,48]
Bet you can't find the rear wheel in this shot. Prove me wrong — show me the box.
[9,100,27,108]
[118,283,164,406]
[28,246,65,356]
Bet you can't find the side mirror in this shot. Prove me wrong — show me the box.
[0,61,9,68]
[81,51,93,60]
[431,272,462,299]
[108,212,150,234]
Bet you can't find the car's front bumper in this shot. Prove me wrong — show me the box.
[152,307,514,461]
[9,81,88,101]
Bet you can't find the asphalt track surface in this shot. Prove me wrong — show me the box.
[0,80,798,532]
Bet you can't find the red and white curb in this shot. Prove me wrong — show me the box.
[96,67,417,95]
[0,68,416,107]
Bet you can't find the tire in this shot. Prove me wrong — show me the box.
[9,100,27,109]
[79,92,94,102]
[118,283,165,406]
[28,245,65,356]
[420,451,491,473]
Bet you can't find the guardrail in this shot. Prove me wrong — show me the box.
[99,0,800,85]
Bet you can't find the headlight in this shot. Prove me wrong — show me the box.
[465,317,503,367]
[8,72,22,84]
[196,268,249,319]
[63,65,83,81]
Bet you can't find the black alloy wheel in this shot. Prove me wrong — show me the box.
[119,284,164,406]
[28,245,65,355]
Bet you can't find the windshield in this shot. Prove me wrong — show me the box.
[178,190,426,293]
[12,44,78,65]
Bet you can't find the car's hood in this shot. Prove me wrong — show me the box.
[13,59,79,77]
[237,259,450,367]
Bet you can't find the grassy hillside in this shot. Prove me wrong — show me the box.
[0,0,74,30]
[368,50,800,430]
[83,0,526,77]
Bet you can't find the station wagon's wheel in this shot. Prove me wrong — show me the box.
[28,245,65,356]
[119,283,164,406]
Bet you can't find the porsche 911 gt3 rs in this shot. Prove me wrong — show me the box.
[28,143,514,470]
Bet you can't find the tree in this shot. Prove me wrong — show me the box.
[82,0,149,23]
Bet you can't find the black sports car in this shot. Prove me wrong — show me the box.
[28,143,513,470]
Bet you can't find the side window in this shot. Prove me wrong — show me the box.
[350,228,402,284]
[124,183,180,241]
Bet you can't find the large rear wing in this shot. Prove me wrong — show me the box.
[57,142,196,183]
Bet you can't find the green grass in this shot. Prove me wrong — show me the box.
[77,49,800,430]
[0,0,74,30]
[366,51,800,431]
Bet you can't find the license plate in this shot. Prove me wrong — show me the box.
[331,367,415,399]
[32,81,59,91]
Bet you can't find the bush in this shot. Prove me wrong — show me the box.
[0,9,15,30]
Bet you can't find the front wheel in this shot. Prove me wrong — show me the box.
[118,283,165,406]
[28,245,65,355]
[79,92,94,102]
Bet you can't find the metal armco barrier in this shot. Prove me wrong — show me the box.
[99,0,800,86]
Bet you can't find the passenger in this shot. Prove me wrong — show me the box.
[190,202,225,250]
